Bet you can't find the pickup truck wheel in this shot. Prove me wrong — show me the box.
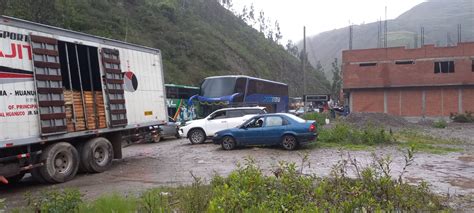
[39,142,80,183]
[282,135,298,150]
[6,173,25,184]
[221,136,236,150]
[81,137,114,173]
[189,129,205,144]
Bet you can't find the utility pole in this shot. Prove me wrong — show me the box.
[384,6,388,48]
[302,26,307,113]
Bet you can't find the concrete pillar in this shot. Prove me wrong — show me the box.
[422,90,426,117]
[459,88,463,113]
[384,90,388,113]
[399,90,402,116]
[349,92,353,112]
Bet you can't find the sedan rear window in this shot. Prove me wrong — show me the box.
[285,114,306,123]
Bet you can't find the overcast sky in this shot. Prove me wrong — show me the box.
[232,0,426,42]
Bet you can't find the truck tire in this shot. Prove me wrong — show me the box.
[80,137,114,173]
[39,142,80,183]
[189,129,206,144]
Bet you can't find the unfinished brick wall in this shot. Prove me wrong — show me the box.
[350,87,474,117]
[343,42,474,117]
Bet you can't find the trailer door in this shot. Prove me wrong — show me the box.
[101,48,128,127]
[30,35,67,135]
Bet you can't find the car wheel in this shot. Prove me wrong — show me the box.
[221,136,236,150]
[152,135,162,143]
[189,129,205,144]
[282,135,298,150]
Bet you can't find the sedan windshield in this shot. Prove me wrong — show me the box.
[200,77,237,98]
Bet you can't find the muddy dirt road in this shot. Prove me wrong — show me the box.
[1,138,473,209]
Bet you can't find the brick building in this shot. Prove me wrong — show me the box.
[342,42,474,117]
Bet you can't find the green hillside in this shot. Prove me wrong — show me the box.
[0,0,330,96]
[303,0,474,79]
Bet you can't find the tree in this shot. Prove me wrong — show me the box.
[274,20,282,44]
[286,40,299,58]
[248,4,255,26]
[239,5,248,22]
[258,10,266,33]
[330,58,342,101]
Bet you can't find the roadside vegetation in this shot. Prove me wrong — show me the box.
[450,111,474,123]
[310,121,463,154]
[432,119,448,128]
[0,198,5,213]
[302,112,328,127]
[10,153,448,212]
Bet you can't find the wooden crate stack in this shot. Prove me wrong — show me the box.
[64,89,107,132]
[84,91,107,129]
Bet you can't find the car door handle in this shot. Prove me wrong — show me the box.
[221,121,227,123]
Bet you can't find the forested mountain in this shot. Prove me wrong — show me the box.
[0,0,330,96]
[303,0,474,79]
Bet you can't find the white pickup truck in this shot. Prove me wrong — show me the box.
[179,107,266,144]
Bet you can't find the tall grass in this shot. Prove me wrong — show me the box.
[302,112,328,127]
[318,123,395,146]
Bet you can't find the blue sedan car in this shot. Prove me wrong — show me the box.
[213,113,318,150]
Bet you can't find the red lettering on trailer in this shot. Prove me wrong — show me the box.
[0,42,32,60]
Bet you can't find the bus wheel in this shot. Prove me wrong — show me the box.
[6,173,25,184]
[80,137,114,173]
[39,142,80,183]
[189,129,205,144]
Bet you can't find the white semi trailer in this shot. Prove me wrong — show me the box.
[0,16,167,183]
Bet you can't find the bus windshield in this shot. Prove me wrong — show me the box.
[200,77,237,98]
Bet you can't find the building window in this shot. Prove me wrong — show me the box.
[472,60,474,72]
[434,61,454,73]
[359,63,377,67]
[395,60,414,65]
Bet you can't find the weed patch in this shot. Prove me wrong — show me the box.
[318,123,395,146]
[450,111,474,123]
[17,154,449,212]
[432,119,448,128]
[78,194,138,213]
[0,198,5,213]
[23,189,82,213]
[395,131,463,154]
[303,112,328,127]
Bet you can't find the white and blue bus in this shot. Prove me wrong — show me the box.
[189,75,289,115]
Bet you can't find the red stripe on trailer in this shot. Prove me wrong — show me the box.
[5,143,13,147]
[0,72,33,78]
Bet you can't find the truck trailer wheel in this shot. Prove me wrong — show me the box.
[80,137,114,173]
[39,142,80,183]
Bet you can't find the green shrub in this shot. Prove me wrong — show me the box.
[302,112,328,127]
[432,119,447,128]
[25,189,82,213]
[78,194,138,213]
[0,198,5,213]
[450,111,474,123]
[318,123,395,145]
[208,155,445,212]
